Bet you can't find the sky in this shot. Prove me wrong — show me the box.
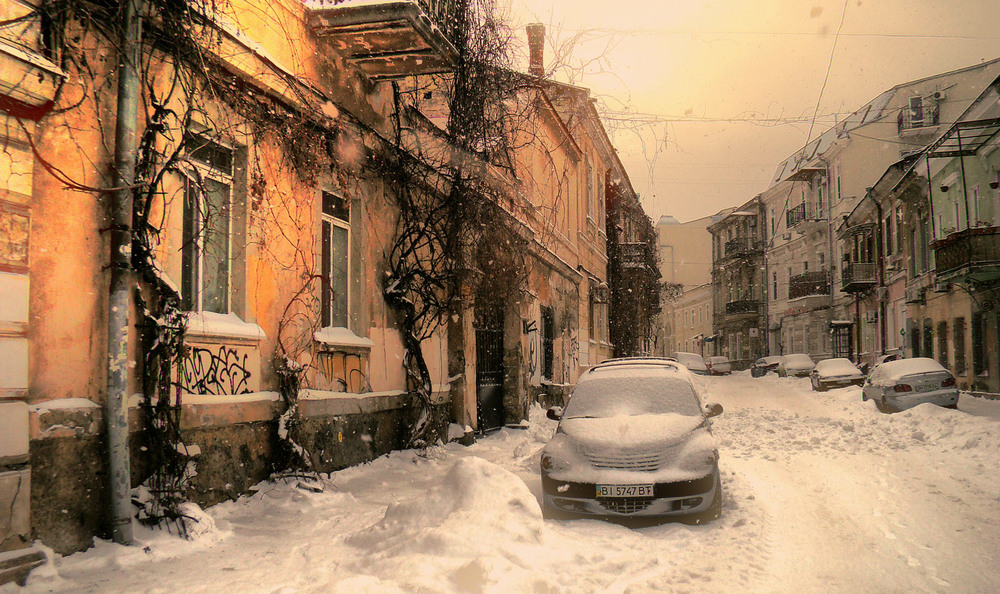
[502,0,1000,223]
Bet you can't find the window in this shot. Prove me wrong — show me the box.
[937,320,948,367]
[321,191,350,328]
[895,205,904,253]
[972,187,980,225]
[585,156,596,221]
[541,307,554,380]
[772,272,777,298]
[954,317,966,374]
[911,326,921,357]
[973,312,986,375]
[923,320,933,360]
[182,137,234,313]
[909,96,924,127]
[884,213,893,255]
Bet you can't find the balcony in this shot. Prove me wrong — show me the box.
[618,242,648,269]
[841,262,877,294]
[723,237,763,260]
[788,271,830,300]
[933,226,1000,284]
[725,299,760,319]
[307,0,459,80]
[785,201,825,231]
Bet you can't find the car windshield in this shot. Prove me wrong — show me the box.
[564,371,702,419]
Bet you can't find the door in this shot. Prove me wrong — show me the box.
[475,306,505,431]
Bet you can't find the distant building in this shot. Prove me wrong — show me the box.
[654,213,721,356]
[669,283,714,357]
[708,197,767,369]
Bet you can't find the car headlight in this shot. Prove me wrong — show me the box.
[541,453,553,471]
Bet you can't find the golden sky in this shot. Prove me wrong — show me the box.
[505,0,1000,222]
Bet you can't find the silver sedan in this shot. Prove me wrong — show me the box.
[861,357,959,412]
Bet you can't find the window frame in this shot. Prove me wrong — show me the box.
[320,190,352,329]
[181,138,235,314]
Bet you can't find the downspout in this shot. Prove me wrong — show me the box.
[865,187,886,358]
[106,0,142,546]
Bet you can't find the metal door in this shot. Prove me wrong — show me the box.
[476,307,505,431]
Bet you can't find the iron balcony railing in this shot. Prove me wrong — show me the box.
[618,242,648,269]
[933,227,1000,280]
[786,203,806,228]
[725,299,760,316]
[723,237,762,258]
[788,270,830,300]
[841,262,877,292]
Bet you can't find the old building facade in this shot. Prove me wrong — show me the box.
[0,1,647,581]
[709,197,767,369]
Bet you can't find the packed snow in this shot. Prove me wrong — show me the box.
[8,373,1000,593]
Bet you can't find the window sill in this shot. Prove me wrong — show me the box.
[186,312,265,343]
[314,326,375,350]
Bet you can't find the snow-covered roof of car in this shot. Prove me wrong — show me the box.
[782,354,814,364]
[876,358,948,381]
[814,358,862,376]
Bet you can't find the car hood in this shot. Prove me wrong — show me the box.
[544,414,718,483]
[561,413,704,449]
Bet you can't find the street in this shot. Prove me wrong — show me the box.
[11,373,1000,593]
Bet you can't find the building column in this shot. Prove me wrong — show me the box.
[0,118,44,585]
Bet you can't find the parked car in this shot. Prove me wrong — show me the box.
[777,354,815,377]
[673,351,708,375]
[705,356,732,375]
[861,357,959,412]
[810,358,865,391]
[750,355,783,377]
[541,359,723,523]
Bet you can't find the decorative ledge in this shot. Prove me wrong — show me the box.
[185,312,265,343]
[314,326,375,349]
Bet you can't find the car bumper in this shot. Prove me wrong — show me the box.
[541,470,719,518]
[887,388,959,410]
[819,377,864,388]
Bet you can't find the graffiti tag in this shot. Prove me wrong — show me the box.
[179,346,252,395]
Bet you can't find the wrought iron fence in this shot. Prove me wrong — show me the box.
[788,271,830,299]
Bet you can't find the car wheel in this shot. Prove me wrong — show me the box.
[683,481,722,525]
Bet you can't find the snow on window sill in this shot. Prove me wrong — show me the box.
[186,311,265,343]
[314,326,375,350]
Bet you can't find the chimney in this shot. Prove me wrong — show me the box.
[526,23,545,77]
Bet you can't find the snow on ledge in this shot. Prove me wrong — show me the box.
[300,389,405,401]
[125,391,281,408]
[314,326,375,349]
[29,398,101,413]
[186,312,265,342]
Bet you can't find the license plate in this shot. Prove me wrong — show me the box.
[596,484,654,498]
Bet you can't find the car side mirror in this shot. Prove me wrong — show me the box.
[546,406,563,421]
[704,402,723,418]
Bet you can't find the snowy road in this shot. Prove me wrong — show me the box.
[10,374,1000,593]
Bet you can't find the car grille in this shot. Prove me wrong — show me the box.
[583,448,667,472]
[599,497,655,514]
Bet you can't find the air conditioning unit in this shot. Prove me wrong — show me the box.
[864,311,878,324]
[782,232,792,241]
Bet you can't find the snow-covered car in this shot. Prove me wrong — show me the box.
[750,355,783,377]
[673,351,708,375]
[777,354,815,377]
[705,356,732,375]
[540,360,723,523]
[810,358,864,391]
[861,357,959,412]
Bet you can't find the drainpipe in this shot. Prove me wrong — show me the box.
[106,0,143,546]
[865,187,886,358]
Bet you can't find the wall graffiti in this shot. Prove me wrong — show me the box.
[179,345,253,395]
[317,350,367,393]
